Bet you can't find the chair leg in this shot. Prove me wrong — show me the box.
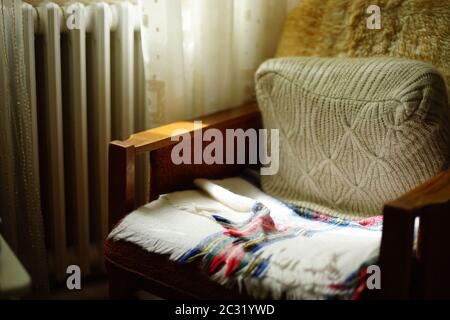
[108,276,137,300]
[105,259,138,300]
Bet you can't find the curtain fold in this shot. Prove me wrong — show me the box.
[0,0,48,293]
[139,0,300,127]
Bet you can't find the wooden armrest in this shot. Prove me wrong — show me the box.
[385,169,450,212]
[120,103,260,154]
[109,102,262,229]
[379,168,450,299]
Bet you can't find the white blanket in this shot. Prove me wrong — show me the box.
[109,176,382,299]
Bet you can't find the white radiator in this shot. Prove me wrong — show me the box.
[22,1,147,282]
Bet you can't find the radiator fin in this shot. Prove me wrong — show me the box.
[26,2,144,282]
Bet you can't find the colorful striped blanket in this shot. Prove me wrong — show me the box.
[110,176,383,300]
[178,180,382,300]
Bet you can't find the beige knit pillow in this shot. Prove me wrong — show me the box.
[255,57,450,220]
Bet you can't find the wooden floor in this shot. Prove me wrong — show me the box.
[48,279,109,300]
[47,279,162,300]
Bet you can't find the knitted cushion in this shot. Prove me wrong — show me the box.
[276,0,450,99]
[255,57,450,220]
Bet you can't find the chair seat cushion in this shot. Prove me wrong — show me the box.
[256,57,450,219]
[108,176,383,299]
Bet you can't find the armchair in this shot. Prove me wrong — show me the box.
[106,102,450,299]
[106,0,450,299]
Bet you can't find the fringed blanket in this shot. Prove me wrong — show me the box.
[178,202,299,278]
[109,176,382,300]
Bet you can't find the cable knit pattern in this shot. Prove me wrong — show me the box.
[255,57,450,220]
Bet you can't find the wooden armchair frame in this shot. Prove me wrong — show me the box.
[107,102,450,300]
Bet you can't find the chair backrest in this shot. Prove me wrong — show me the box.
[255,0,450,219]
[255,56,450,219]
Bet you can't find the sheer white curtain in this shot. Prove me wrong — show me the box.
[139,0,300,127]
[0,0,48,293]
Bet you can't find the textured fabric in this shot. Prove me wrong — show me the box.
[0,0,49,292]
[255,57,450,219]
[110,176,382,300]
[276,0,450,99]
[178,202,300,279]
[138,0,297,127]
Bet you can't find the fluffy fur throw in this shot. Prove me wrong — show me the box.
[276,0,450,98]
